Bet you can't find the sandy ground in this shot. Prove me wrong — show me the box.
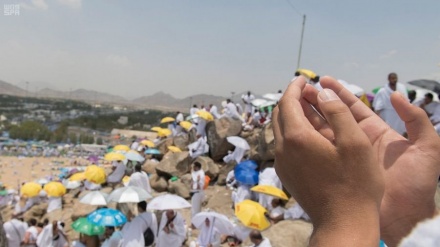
[0,156,91,189]
[0,156,312,246]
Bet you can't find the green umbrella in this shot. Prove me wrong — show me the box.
[0,190,7,196]
[372,86,382,94]
[71,217,105,236]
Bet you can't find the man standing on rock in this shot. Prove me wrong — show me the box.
[372,72,408,135]
[241,91,255,114]
[190,162,205,218]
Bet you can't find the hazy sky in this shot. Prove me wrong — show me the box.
[1,0,439,99]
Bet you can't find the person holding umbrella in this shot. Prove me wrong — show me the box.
[189,217,221,247]
[101,226,123,247]
[156,210,186,247]
[249,230,272,247]
[121,201,157,247]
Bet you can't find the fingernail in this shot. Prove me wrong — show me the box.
[319,89,340,102]
[290,76,297,82]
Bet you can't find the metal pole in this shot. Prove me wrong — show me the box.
[297,14,306,70]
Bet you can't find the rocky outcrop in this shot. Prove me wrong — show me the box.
[155,151,192,178]
[194,156,219,180]
[206,118,242,161]
[258,122,275,161]
[150,174,168,192]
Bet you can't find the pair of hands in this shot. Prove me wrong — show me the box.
[273,76,440,247]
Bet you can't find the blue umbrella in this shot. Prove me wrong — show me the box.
[235,168,259,185]
[235,160,258,171]
[87,208,127,226]
[145,148,161,155]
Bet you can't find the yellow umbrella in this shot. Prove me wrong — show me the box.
[235,200,270,231]
[104,152,126,161]
[251,185,288,200]
[157,128,172,137]
[84,165,106,184]
[167,146,182,153]
[44,182,66,197]
[196,111,214,121]
[122,176,130,185]
[151,126,162,132]
[69,172,86,181]
[140,140,155,148]
[160,117,175,124]
[297,68,317,79]
[113,145,130,152]
[20,182,42,197]
[179,121,192,131]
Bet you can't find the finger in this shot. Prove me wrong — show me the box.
[319,76,375,121]
[277,76,311,135]
[391,92,438,143]
[272,106,283,147]
[317,89,368,147]
[319,76,390,143]
[303,84,323,114]
[300,98,334,140]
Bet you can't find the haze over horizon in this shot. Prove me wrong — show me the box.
[1,0,439,99]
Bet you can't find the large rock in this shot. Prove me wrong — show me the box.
[180,174,192,189]
[256,220,312,247]
[242,128,261,162]
[194,156,219,180]
[206,118,243,161]
[155,138,174,154]
[168,179,190,199]
[435,187,440,209]
[71,202,98,222]
[23,203,47,222]
[173,135,190,151]
[150,174,168,192]
[142,160,159,174]
[155,151,192,178]
[258,122,275,161]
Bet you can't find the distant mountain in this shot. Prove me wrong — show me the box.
[70,89,127,104]
[0,79,265,112]
[0,80,27,96]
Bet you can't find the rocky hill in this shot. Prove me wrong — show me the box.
[0,79,263,112]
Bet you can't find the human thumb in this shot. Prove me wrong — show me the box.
[317,89,366,146]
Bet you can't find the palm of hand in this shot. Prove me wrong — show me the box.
[372,129,440,231]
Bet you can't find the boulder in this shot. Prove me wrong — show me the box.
[155,138,174,154]
[155,151,192,178]
[150,174,168,192]
[255,220,312,247]
[435,187,440,209]
[71,203,98,222]
[258,122,275,161]
[180,174,192,189]
[168,180,190,199]
[206,118,243,161]
[242,128,261,162]
[217,162,236,186]
[142,160,159,175]
[194,156,219,180]
[173,135,190,151]
[23,203,47,222]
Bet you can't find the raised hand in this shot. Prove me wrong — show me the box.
[317,76,440,247]
[272,76,384,246]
